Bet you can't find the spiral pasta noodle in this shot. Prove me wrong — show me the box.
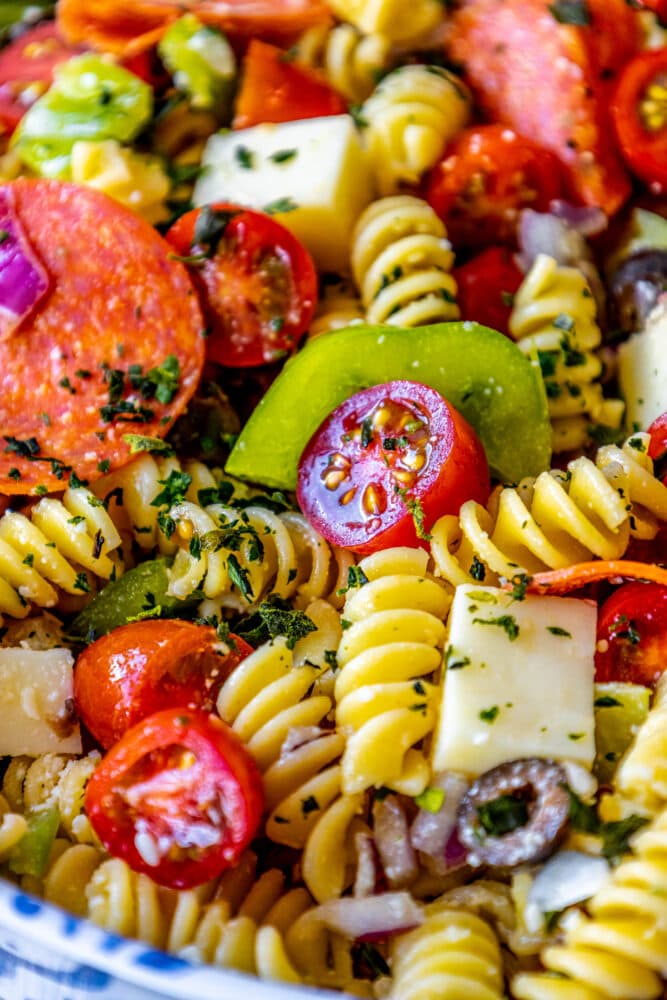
[0,488,123,621]
[308,276,365,338]
[294,23,392,103]
[360,65,472,194]
[335,547,450,796]
[150,97,219,171]
[3,751,100,844]
[509,254,624,453]
[351,195,459,327]
[326,0,445,45]
[388,906,505,1000]
[513,809,667,1000]
[70,140,171,224]
[430,436,667,587]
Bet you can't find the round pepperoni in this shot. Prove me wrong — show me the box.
[0,179,205,495]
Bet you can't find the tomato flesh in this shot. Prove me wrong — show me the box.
[85,709,264,889]
[453,246,524,336]
[297,380,490,555]
[424,125,563,249]
[74,620,253,750]
[612,49,667,193]
[595,582,667,687]
[165,203,318,367]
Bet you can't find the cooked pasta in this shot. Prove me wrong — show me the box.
[70,140,171,225]
[0,795,27,860]
[325,0,445,44]
[285,902,377,996]
[430,436,667,587]
[150,97,219,170]
[0,488,123,620]
[513,810,667,1000]
[335,547,450,796]
[388,906,505,1000]
[3,752,100,843]
[360,65,472,195]
[351,195,459,326]
[294,22,392,103]
[308,276,365,338]
[509,254,624,453]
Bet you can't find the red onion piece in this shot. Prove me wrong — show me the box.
[410,772,469,872]
[443,829,469,871]
[374,796,418,889]
[0,186,49,341]
[353,830,380,899]
[549,200,608,237]
[312,893,423,941]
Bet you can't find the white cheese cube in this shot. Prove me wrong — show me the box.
[619,302,667,431]
[194,115,375,271]
[431,585,596,776]
[0,647,81,755]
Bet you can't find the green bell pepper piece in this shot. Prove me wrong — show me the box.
[70,558,198,640]
[8,806,59,878]
[594,681,651,785]
[159,14,236,114]
[13,53,153,178]
[226,322,552,489]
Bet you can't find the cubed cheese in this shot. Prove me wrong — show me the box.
[0,647,81,755]
[618,301,667,430]
[193,115,375,271]
[431,585,596,776]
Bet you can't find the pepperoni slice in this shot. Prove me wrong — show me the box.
[0,180,205,495]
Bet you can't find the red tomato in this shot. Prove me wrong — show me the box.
[74,620,253,750]
[424,125,563,249]
[0,22,84,132]
[635,0,667,19]
[453,246,524,335]
[595,582,667,687]
[121,48,169,90]
[233,39,346,130]
[85,708,264,889]
[612,49,667,193]
[297,380,490,555]
[165,203,318,368]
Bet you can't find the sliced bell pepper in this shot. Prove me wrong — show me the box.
[8,806,59,878]
[13,53,153,178]
[226,321,552,489]
[158,14,236,114]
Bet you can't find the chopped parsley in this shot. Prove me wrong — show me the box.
[235,145,254,169]
[472,614,520,641]
[563,784,649,863]
[594,695,622,708]
[227,553,253,602]
[269,148,297,164]
[414,787,446,813]
[479,705,500,723]
[337,565,370,595]
[548,0,591,24]
[123,434,175,456]
[477,794,529,837]
[263,197,299,215]
[395,487,431,541]
[301,795,320,816]
[445,645,471,670]
[547,626,572,637]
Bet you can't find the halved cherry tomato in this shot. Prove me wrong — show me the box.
[233,39,346,130]
[595,582,667,687]
[74,620,253,750]
[453,246,524,335]
[0,22,84,133]
[297,380,490,555]
[424,125,563,249]
[648,411,667,483]
[165,202,318,367]
[85,708,264,889]
[612,49,667,193]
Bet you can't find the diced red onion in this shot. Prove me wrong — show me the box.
[549,200,608,237]
[374,796,418,888]
[312,893,423,940]
[528,850,610,915]
[443,829,469,871]
[410,772,469,871]
[353,830,379,899]
[0,187,49,341]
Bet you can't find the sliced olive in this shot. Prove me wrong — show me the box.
[610,250,667,336]
[457,758,570,867]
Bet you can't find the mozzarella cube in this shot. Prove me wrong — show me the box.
[194,115,375,271]
[619,302,667,431]
[0,647,81,755]
[432,585,596,776]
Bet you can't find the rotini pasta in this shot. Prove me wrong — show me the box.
[388,906,505,1000]
[294,22,392,103]
[513,809,667,1000]
[0,488,123,620]
[335,547,450,796]
[3,751,100,844]
[325,0,445,47]
[351,195,459,326]
[308,276,365,338]
[430,436,667,587]
[509,254,624,453]
[70,140,171,225]
[360,65,472,195]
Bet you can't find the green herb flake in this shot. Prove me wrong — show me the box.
[594,695,622,708]
[479,705,500,724]
[337,565,370,595]
[269,148,297,164]
[227,553,254,602]
[547,626,572,637]
[123,434,175,456]
[477,794,528,837]
[472,614,520,641]
[263,197,299,215]
[301,794,320,816]
[445,645,471,671]
[235,145,255,169]
[548,0,591,24]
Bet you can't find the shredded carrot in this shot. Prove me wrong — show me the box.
[506,561,667,596]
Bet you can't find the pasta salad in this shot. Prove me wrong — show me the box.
[1,0,667,997]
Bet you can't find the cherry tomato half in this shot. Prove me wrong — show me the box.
[424,125,563,249]
[85,708,264,889]
[0,22,84,133]
[297,380,490,555]
[233,39,346,130]
[74,620,253,750]
[166,203,318,368]
[648,412,667,485]
[595,582,667,687]
[453,246,524,336]
[612,49,667,193]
